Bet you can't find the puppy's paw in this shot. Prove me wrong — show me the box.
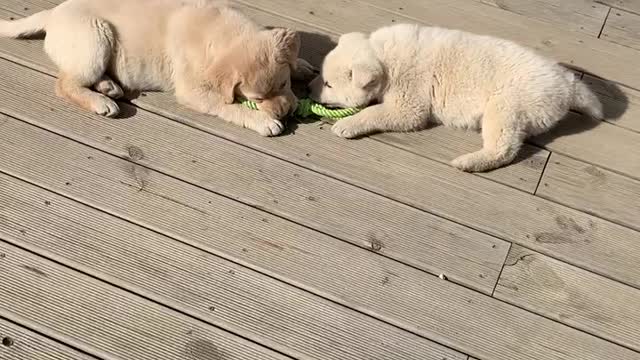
[292,59,319,81]
[331,120,361,138]
[252,118,285,137]
[93,97,120,118]
[94,79,124,99]
[259,94,297,119]
[451,152,496,172]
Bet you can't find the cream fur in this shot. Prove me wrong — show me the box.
[0,0,317,136]
[309,24,603,172]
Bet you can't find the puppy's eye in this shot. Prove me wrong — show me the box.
[323,81,332,89]
[279,80,287,90]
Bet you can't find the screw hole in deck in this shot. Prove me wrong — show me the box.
[2,337,14,347]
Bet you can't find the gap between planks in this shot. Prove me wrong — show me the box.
[495,244,640,352]
[0,240,294,360]
[0,316,100,360]
[0,38,638,297]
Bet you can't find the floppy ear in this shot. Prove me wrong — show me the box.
[351,60,383,89]
[269,27,301,69]
[205,59,240,104]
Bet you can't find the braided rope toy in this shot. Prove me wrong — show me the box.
[242,98,361,119]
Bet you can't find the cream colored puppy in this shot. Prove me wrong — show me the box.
[309,24,603,171]
[0,0,316,136]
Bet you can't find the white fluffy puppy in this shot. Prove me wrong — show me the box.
[309,24,603,172]
[0,0,317,136]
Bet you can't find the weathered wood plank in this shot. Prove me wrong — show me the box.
[0,56,637,292]
[0,81,639,360]
[0,242,291,360]
[0,172,462,360]
[582,74,640,133]
[531,112,640,179]
[139,92,640,290]
[495,244,640,351]
[0,58,510,293]
[0,318,98,360]
[238,0,640,89]
[477,0,610,36]
[537,153,640,231]
[2,6,636,287]
[596,0,640,15]
[0,4,546,193]
[602,9,640,50]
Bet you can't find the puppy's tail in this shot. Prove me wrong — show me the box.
[0,9,52,38]
[570,73,603,119]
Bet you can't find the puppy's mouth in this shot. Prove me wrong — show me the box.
[320,102,347,109]
[321,100,375,109]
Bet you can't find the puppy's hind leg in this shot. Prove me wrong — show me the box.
[451,99,526,172]
[45,16,120,117]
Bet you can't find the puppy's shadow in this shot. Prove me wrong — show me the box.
[297,31,337,68]
[114,101,138,119]
[534,69,629,146]
[284,31,338,135]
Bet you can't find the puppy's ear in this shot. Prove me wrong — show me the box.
[206,59,240,104]
[351,60,383,89]
[269,27,301,68]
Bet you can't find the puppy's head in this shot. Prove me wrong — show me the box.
[208,28,301,119]
[309,32,385,108]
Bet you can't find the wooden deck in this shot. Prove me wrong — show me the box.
[0,0,639,359]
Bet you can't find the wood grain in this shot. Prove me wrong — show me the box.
[537,153,640,231]
[496,245,640,351]
[0,81,639,360]
[602,9,640,50]
[138,93,640,290]
[0,56,510,294]
[0,172,463,360]
[0,56,637,292]
[0,318,98,360]
[597,0,640,15]
[0,242,291,360]
[477,0,610,36]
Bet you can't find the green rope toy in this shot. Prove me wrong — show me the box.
[242,98,361,119]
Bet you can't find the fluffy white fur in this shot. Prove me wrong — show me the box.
[309,24,603,172]
[0,0,317,136]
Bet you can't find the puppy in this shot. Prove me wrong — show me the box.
[0,0,317,136]
[309,24,603,171]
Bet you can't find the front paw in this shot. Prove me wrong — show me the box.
[259,93,297,119]
[251,117,285,137]
[93,97,120,118]
[331,120,362,138]
[292,59,319,81]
